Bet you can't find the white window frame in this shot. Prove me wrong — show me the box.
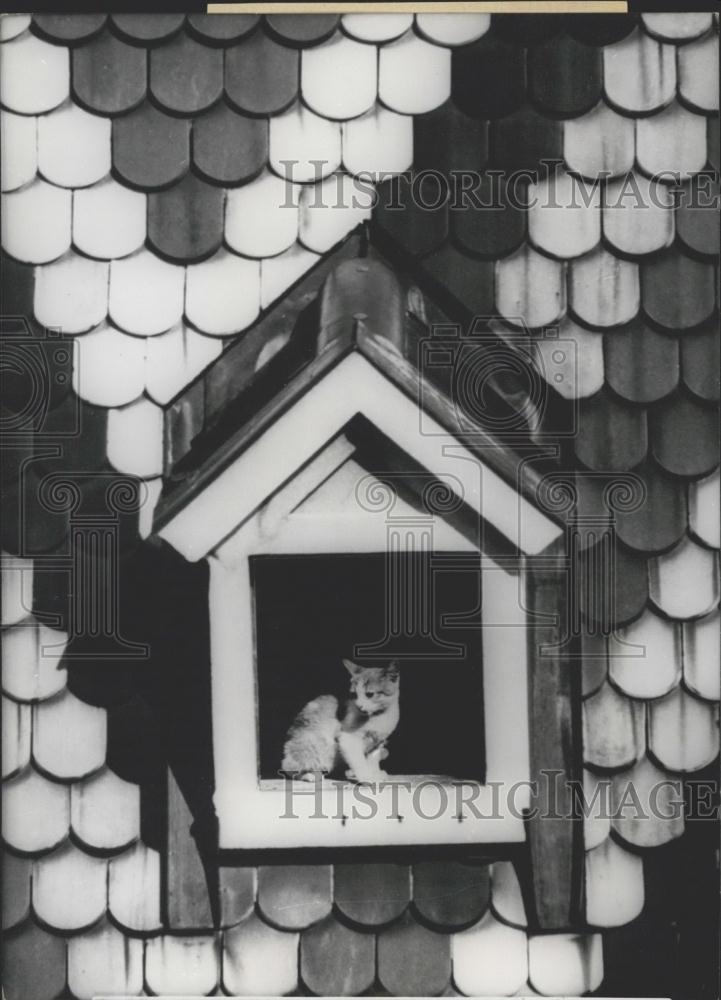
[208,439,532,850]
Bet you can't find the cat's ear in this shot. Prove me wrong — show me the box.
[386,660,400,681]
[342,659,362,676]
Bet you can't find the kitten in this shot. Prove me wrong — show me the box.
[281,660,400,783]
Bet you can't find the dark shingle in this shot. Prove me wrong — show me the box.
[374,175,448,258]
[1,852,32,930]
[641,249,717,331]
[110,13,185,44]
[452,175,526,259]
[574,390,648,471]
[527,34,603,118]
[257,864,332,930]
[604,322,679,404]
[2,921,67,1000]
[32,13,106,43]
[219,866,255,928]
[334,863,410,926]
[681,322,721,403]
[72,30,147,116]
[192,102,268,186]
[418,243,495,317]
[149,33,224,115]
[452,34,526,120]
[225,30,299,116]
[377,910,452,995]
[413,100,489,177]
[491,106,563,173]
[300,915,375,995]
[492,14,563,45]
[412,861,490,930]
[147,175,224,263]
[676,176,720,259]
[265,14,340,46]
[650,392,720,479]
[614,461,688,554]
[708,115,719,172]
[578,540,649,629]
[112,103,190,190]
[565,13,638,46]
[187,13,260,43]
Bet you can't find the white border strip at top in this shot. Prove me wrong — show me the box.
[209,2,629,12]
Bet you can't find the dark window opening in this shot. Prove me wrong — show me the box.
[252,552,485,783]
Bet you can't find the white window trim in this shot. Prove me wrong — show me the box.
[208,441,531,850]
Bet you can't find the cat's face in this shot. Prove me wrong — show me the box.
[343,660,399,715]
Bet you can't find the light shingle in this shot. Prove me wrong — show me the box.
[612,755,684,847]
[528,933,603,996]
[32,689,107,781]
[528,170,601,259]
[378,31,451,114]
[1,619,68,703]
[2,697,31,779]
[683,609,721,702]
[608,610,681,700]
[145,935,219,997]
[32,842,107,931]
[603,172,674,256]
[72,178,146,261]
[452,912,528,996]
[583,681,645,771]
[109,250,185,336]
[563,101,635,180]
[70,766,141,851]
[68,918,143,1000]
[2,767,70,854]
[34,254,109,335]
[415,13,490,46]
[72,323,146,408]
[585,838,644,927]
[495,245,565,329]
[37,103,111,189]
[144,323,222,407]
[225,170,300,259]
[106,398,164,479]
[0,31,69,114]
[269,102,342,183]
[1,112,37,193]
[603,27,676,114]
[299,173,372,254]
[2,180,71,264]
[108,842,162,933]
[637,102,709,181]
[649,535,719,620]
[223,913,299,996]
[301,34,377,120]
[648,686,720,772]
[186,251,261,337]
[342,105,413,178]
[570,247,639,328]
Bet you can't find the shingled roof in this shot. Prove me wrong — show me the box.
[1,11,719,999]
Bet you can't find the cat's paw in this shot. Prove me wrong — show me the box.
[345,768,357,781]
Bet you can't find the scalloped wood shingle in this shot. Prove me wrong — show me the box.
[2,767,70,853]
[33,689,107,781]
[32,843,107,930]
[452,912,528,996]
